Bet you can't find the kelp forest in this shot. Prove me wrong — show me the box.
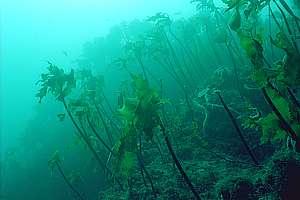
[12,0,300,199]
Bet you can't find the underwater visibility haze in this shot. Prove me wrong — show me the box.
[1,0,300,199]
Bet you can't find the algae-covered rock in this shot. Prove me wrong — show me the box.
[217,177,256,200]
[263,151,300,200]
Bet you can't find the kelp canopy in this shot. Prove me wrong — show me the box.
[34,0,300,199]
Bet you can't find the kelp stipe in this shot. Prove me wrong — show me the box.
[159,119,201,200]
[262,87,300,152]
[216,91,260,166]
[36,63,124,191]
[48,152,86,200]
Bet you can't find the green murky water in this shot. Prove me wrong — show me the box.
[1,0,300,199]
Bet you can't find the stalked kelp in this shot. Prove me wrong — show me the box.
[113,74,201,199]
[33,0,300,199]
[223,0,300,152]
[48,151,86,200]
[36,63,124,191]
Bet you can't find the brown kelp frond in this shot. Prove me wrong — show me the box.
[36,62,76,103]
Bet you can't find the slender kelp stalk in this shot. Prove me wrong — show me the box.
[277,0,300,20]
[180,52,198,86]
[214,9,246,66]
[153,57,183,88]
[277,0,300,32]
[268,2,274,60]
[79,118,89,139]
[98,102,122,137]
[184,87,202,134]
[216,92,260,166]
[273,0,299,53]
[99,102,110,120]
[261,87,300,151]
[193,31,218,67]
[142,65,161,86]
[79,115,114,170]
[161,30,194,91]
[80,115,111,173]
[109,120,122,138]
[182,87,258,166]
[139,161,148,188]
[86,115,114,154]
[136,153,157,197]
[93,100,114,146]
[205,25,221,65]
[55,161,86,200]
[154,134,166,163]
[151,56,189,95]
[287,87,300,109]
[102,92,114,114]
[169,30,204,79]
[274,0,294,35]
[269,4,281,29]
[137,135,157,198]
[159,119,201,200]
[156,80,167,162]
[137,136,148,189]
[135,51,149,83]
[225,42,243,99]
[61,98,124,191]
[165,57,186,86]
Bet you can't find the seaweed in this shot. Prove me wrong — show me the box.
[32,0,300,198]
[216,91,260,166]
[36,64,124,191]
[48,151,86,200]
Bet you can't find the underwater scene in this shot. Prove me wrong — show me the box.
[1,0,300,199]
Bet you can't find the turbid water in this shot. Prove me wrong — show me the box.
[1,0,300,199]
